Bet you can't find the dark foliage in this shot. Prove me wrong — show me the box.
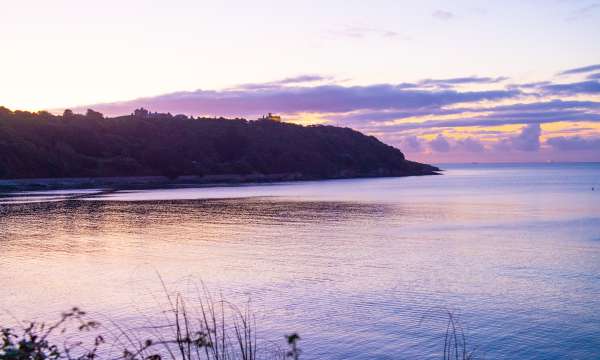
[0,107,438,180]
[0,304,477,360]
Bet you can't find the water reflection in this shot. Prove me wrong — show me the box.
[0,198,393,253]
[1,164,600,359]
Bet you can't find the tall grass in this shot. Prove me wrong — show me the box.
[442,312,476,360]
[1,291,475,360]
[0,289,298,360]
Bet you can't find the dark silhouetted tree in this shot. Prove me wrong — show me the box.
[85,109,103,119]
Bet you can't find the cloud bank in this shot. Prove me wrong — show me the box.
[432,10,454,20]
[557,64,600,76]
[76,84,520,119]
[71,65,600,162]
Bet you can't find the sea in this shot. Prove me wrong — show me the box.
[1,163,599,359]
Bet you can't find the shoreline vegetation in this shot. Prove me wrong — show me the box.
[0,107,439,186]
[0,291,476,360]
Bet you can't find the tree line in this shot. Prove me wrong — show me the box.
[0,107,438,180]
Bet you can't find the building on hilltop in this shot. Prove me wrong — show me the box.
[259,113,282,122]
[133,108,150,118]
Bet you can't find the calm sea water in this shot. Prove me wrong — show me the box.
[1,163,599,359]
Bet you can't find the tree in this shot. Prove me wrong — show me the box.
[85,109,103,119]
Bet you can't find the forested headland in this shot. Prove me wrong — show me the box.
[0,107,439,181]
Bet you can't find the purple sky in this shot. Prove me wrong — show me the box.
[70,66,600,163]
[3,0,600,163]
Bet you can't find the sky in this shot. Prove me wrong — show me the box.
[1,0,600,163]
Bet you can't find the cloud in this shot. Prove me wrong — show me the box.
[557,64,600,76]
[511,123,541,151]
[546,136,600,150]
[541,80,600,95]
[491,138,512,152]
[68,73,600,162]
[72,78,600,149]
[481,124,542,154]
[587,73,600,80]
[331,99,600,125]
[271,75,331,85]
[403,134,484,154]
[333,76,509,92]
[510,81,553,90]
[362,111,600,132]
[432,10,454,20]
[565,3,600,21]
[418,76,508,87]
[74,83,520,118]
[484,99,600,112]
[397,124,543,156]
[330,26,407,40]
[430,134,451,152]
[236,74,332,89]
[514,79,600,95]
[400,135,425,152]
[456,137,485,152]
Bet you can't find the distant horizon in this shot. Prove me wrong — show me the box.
[434,161,600,165]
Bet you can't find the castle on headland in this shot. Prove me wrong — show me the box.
[259,113,282,122]
[133,108,150,117]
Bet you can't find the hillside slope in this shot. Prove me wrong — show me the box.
[0,107,439,180]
